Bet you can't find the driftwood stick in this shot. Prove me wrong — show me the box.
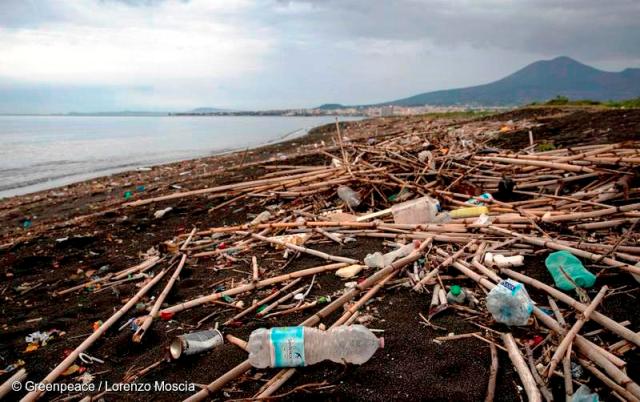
[544,285,608,378]
[0,368,27,399]
[252,256,259,282]
[413,240,476,291]
[562,343,573,401]
[226,334,248,352]
[248,232,359,264]
[524,345,554,402]
[222,278,302,325]
[501,333,542,402]
[256,286,306,318]
[21,269,168,401]
[54,256,161,296]
[161,262,348,317]
[133,254,188,342]
[180,227,197,251]
[484,343,498,402]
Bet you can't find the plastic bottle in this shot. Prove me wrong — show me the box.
[247,325,383,368]
[391,196,440,224]
[446,285,466,304]
[337,186,361,208]
[545,251,596,291]
[572,384,599,402]
[364,242,416,268]
[486,279,533,326]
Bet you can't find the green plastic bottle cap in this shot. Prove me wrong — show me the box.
[451,285,461,296]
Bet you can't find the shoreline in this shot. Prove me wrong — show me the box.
[0,116,362,199]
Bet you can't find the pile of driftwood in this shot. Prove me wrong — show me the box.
[14,121,640,402]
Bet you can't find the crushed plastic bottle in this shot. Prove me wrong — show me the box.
[248,325,383,368]
[391,196,440,224]
[251,211,272,225]
[572,384,599,402]
[446,285,466,304]
[486,279,533,326]
[545,251,596,291]
[364,242,416,268]
[337,186,362,208]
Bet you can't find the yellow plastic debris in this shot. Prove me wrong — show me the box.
[449,206,489,219]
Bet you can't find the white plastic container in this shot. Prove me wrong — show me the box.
[391,196,440,224]
[484,252,524,268]
[247,325,382,368]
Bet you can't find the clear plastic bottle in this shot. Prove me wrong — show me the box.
[337,186,362,208]
[486,279,533,326]
[247,325,383,368]
[446,285,466,304]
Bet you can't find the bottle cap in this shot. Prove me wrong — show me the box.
[450,285,462,296]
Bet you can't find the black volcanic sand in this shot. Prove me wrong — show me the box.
[1,107,639,401]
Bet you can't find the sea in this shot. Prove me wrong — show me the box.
[0,115,361,199]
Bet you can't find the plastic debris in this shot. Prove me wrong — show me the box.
[364,242,416,269]
[572,385,599,402]
[486,279,533,326]
[485,252,524,267]
[391,196,441,224]
[545,251,596,291]
[335,264,366,278]
[251,211,272,225]
[248,325,382,368]
[170,329,224,359]
[154,207,173,219]
[337,186,362,208]
[446,285,466,304]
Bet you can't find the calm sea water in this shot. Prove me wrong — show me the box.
[0,115,360,198]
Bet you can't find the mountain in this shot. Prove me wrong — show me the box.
[67,111,169,116]
[189,107,229,113]
[317,103,347,110]
[378,56,640,107]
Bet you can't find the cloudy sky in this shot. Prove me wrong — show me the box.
[0,0,638,113]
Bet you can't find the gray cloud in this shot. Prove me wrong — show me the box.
[267,0,640,61]
[0,0,638,112]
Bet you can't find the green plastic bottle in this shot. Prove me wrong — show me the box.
[545,251,596,291]
[446,285,466,304]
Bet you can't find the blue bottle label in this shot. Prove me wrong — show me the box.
[270,327,305,367]
[499,279,521,295]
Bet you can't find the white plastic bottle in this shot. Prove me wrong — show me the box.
[247,325,383,368]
